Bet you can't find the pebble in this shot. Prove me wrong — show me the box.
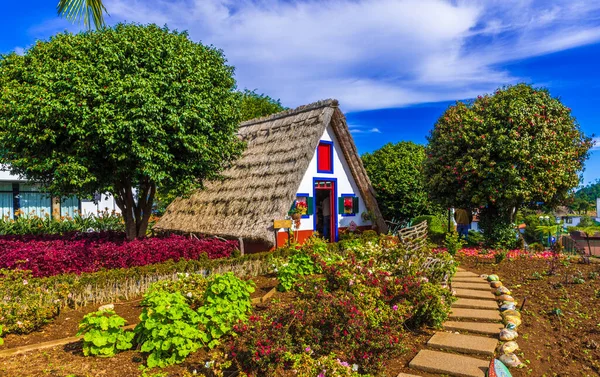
[490,281,503,288]
[498,341,519,354]
[499,329,519,341]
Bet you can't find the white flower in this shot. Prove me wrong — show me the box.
[187,292,193,298]
[352,364,359,372]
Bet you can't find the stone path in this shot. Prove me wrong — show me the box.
[404,268,501,377]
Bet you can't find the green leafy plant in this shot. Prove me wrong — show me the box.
[0,325,4,346]
[277,250,321,291]
[494,249,507,264]
[197,273,255,349]
[134,290,204,368]
[444,231,465,256]
[77,309,134,357]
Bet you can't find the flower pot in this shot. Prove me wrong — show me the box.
[291,213,302,221]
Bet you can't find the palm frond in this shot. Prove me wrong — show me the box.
[57,0,108,30]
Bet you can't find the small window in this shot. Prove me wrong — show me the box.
[339,194,359,216]
[317,141,333,174]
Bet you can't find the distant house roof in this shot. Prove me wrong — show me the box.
[154,99,387,246]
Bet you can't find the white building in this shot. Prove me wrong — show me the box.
[0,166,119,219]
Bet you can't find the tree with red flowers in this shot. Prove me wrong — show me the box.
[424,84,593,247]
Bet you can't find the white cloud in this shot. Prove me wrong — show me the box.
[13,47,25,55]
[30,0,600,111]
[349,125,382,134]
[592,137,600,150]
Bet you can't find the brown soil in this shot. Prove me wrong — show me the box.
[459,255,600,377]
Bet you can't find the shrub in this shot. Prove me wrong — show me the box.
[444,231,464,256]
[283,352,367,377]
[0,211,125,236]
[406,282,455,328]
[466,230,485,246]
[77,309,134,357]
[198,273,255,348]
[412,215,445,244]
[147,273,208,309]
[134,290,204,368]
[276,250,322,292]
[0,233,238,277]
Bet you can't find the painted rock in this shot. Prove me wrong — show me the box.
[502,300,517,307]
[499,329,518,341]
[499,353,524,368]
[487,358,512,377]
[502,309,521,318]
[496,294,514,302]
[503,316,522,327]
[487,274,500,282]
[490,281,503,288]
[498,341,519,354]
[495,286,511,296]
[500,303,516,312]
[505,322,518,330]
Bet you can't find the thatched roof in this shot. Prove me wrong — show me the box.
[154,99,387,246]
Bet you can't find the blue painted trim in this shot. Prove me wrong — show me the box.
[312,177,338,242]
[316,140,334,174]
[341,193,357,217]
[296,193,311,219]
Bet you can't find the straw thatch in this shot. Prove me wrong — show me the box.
[155,99,387,246]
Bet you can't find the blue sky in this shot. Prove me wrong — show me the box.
[1,0,599,185]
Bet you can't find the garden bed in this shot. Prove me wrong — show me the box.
[0,234,456,377]
[459,255,600,376]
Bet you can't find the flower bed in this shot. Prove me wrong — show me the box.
[0,233,238,277]
[454,247,556,260]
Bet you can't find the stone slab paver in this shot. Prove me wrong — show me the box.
[452,281,492,291]
[409,349,488,377]
[452,276,488,283]
[427,332,497,356]
[443,321,504,335]
[454,288,496,301]
[449,308,501,322]
[452,298,498,310]
[396,374,422,377]
[454,271,480,277]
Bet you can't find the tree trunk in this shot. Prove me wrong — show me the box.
[113,179,156,241]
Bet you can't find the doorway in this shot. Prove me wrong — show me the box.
[314,179,337,242]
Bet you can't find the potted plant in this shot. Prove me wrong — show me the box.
[289,200,307,221]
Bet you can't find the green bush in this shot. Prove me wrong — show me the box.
[444,231,465,256]
[198,273,255,348]
[407,282,456,328]
[277,250,322,292]
[0,210,125,235]
[77,309,134,357]
[412,215,446,244]
[466,230,484,246]
[134,290,204,368]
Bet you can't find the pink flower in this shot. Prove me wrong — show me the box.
[392,305,398,311]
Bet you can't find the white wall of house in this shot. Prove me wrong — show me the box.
[597,198,600,223]
[0,166,120,217]
[287,124,372,233]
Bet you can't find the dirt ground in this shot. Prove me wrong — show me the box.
[459,255,600,377]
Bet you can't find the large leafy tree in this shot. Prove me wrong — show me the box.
[0,24,244,240]
[424,83,592,246]
[58,0,107,29]
[362,142,434,222]
[239,89,286,121]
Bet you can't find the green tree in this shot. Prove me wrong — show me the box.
[362,142,434,222]
[424,84,592,247]
[240,89,286,121]
[0,24,244,240]
[58,0,107,29]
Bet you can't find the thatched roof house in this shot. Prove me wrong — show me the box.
[155,99,387,250]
